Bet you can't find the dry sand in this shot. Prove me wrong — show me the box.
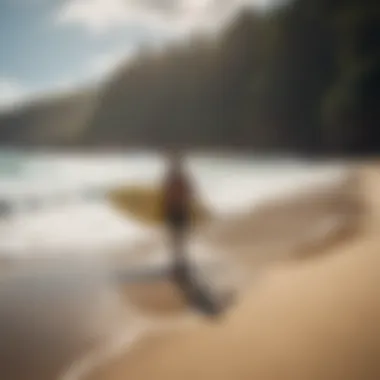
[0,165,373,380]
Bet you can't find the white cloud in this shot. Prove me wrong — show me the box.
[55,0,271,36]
[57,0,132,35]
[0,79,29,111]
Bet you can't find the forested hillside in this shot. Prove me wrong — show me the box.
[0,0,378,156]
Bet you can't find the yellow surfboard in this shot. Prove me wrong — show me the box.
[107,185,211,226]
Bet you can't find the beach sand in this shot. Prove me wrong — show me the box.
[0,164,373,380]
[80,164,380,380]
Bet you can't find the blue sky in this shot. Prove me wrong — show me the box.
[0,0,274,110]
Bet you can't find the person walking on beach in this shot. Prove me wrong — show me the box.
[162,152,192,280]
[162,152,224,317]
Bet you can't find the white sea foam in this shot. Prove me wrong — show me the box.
[0,151,347,258]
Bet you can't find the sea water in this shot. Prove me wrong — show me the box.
[0,150,347,259]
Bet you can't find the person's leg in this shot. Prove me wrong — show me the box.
[167,211,185,263]
[171,224,188,284]
[170,215,225,317]
[173,226,185,265]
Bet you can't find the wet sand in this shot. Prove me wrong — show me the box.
[0,166,369,380]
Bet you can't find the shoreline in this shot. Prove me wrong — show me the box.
[0,165,366,380]
[80,164,379,380]
[69,166,365,380]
